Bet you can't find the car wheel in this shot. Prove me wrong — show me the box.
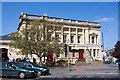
[19,72,25,79]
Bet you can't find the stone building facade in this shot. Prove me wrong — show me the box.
[18,13,102,63]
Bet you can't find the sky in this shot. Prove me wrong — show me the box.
[1,0,120,2]
[2,2,118,50]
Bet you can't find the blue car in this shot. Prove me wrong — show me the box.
[14,61,50,76]
[0,61,38,79]
[115,61,120,64]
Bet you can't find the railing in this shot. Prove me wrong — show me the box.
[69,43,101,48]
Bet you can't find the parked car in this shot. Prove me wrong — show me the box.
[15,61,50,76]
[115,60,120,64]
[0,61,38,79]
[103,61,111,64]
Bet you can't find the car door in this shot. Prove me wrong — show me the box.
[6,63,19,77]
[2,62,8,77]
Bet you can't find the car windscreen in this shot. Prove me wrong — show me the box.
[13,62,25,68]
[30,62,47,69]
[29,62,40,67]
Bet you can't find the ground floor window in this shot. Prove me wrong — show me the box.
[73,52,75,57]
[93,49,96,57]
[65,52,67,57]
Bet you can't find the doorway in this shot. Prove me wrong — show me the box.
[1,48,9,61]
[78,49,84,60]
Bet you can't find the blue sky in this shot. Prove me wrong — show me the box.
[2,2,118,49]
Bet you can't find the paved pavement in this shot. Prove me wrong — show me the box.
[39,63,120,78]
[1,63,120,79]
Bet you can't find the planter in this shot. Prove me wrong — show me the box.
[92,61,103,65]
[75,61,86,66]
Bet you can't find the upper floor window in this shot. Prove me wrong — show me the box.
[89,35,90,43]
[78,36,80,43]
[71,36,74,43]
[63,35,67,43]
[92,36,94,44]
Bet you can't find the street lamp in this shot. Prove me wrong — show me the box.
[102,30,111,51]
[63,43,70,72]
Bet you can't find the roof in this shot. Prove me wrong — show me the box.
[18,13,101,30]
[1,35,11,40]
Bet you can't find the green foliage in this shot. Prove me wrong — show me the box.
[10,19,62,64]
[108,58,113,63]
[112,41,120,59]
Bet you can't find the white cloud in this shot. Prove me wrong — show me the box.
[94,17,114,22]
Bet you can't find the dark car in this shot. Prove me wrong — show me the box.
[0,61,38,79]
[115,60,120,64]
[15,61,50,76]
[103,61,111,64]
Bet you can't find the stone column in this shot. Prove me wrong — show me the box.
[94,36,96,44]
[90,35,91,44]
[91,49,93,58]
[76,28,78,44]
[83,29,85,44]
[95,49,97,58]
[61,27,64,43]
[96,35,98,44]
[69,28,71,43]
[86,29,89,44]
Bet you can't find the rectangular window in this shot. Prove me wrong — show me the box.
[65,52,67,57]
[78,36,80,43]
[92,36,94,44]
[63,35,67,43]
[89,35,90,43]
[71,36,74,43]
[73,52,75,57]
[93,49,96,57]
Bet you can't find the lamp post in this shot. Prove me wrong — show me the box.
[102,30,111,51]
[63,43,70,72]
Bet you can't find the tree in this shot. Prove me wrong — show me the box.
[112,41,120,58]
[112,41,120,70]
[10,19,63,65]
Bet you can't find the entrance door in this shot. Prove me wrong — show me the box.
[47,54,53,61]
[79,49,84,60]
[1,48,9,61]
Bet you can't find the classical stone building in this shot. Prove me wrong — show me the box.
[18,13,102,63]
